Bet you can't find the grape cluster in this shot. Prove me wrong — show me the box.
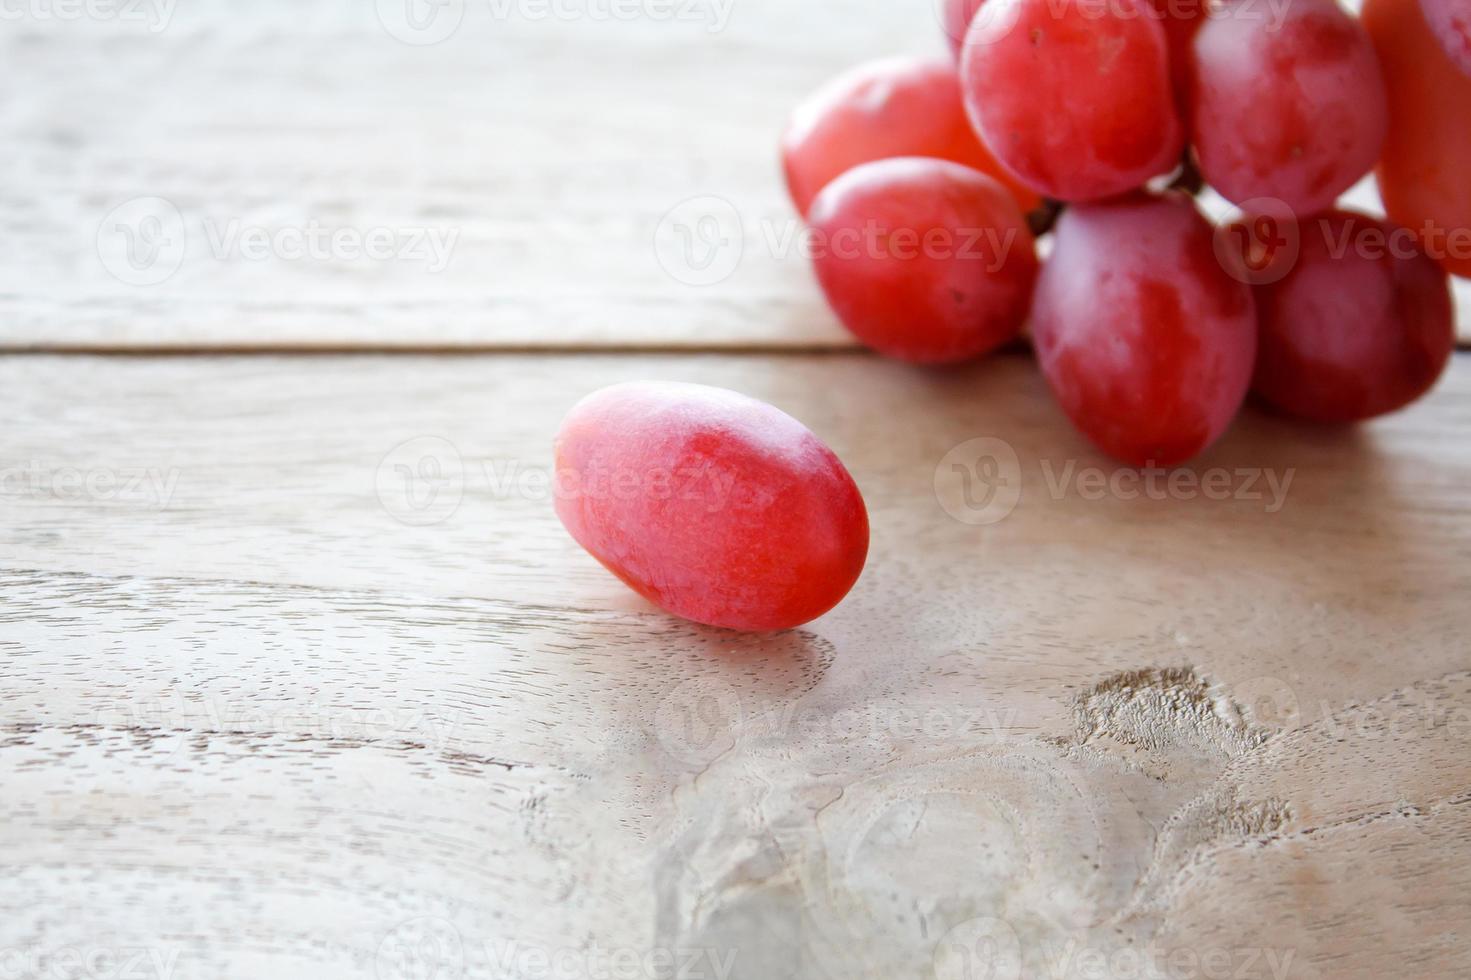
[782,0,1465,465]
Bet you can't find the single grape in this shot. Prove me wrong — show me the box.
[1188,0,1388,216]
[959,0,1184,203]
[781,56,1037,218]
[1366,0,1471,278]
[1420,0,1471,75]
[807,157,1038,365]
[941,0,987,56]
[554,382,869,632]
[1032,194,1258,466]
[1248,211,1454,422]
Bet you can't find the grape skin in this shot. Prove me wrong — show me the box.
[554,382,869,633]
[1420,0,1471,75]
[1031,194,1258,466]
[808,157,1038,365]
[1366,0,1471,278]
[780,56,1036,218]
[1249,211,1454,422]
[1188,0,1388,216]
[959,0,1184,203]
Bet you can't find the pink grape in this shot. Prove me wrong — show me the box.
[554,382,869,632]
[959,0,1184,202]
[807,157,1038,364]
[1188,0,1388,216]
[1031,194,1258,466]
[1250,210,1454,422]
[781,56,1037,217]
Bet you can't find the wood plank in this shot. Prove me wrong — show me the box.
[2,2,1467,351]
[2,351,1469,977]
[0,0,901,351]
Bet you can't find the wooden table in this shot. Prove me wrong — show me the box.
[3,4,1469,979]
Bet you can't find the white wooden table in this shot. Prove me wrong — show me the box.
[3,3,1469,979]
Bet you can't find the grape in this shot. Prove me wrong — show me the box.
[1188,0,1388,216]
[554,382,869,632]
[959,0,1184,203]
[1366,0,1471,278]
[1420,0,1471,75]
[942,0,987,56]
[807,157,1038,364]
[1031,194,1257,466]
[781,56,1037,218]
[1248,211,1454,422]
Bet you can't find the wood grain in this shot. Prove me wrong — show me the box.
[2,351,1469,978]
[1,1,1467,352]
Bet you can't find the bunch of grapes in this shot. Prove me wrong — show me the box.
[782,0,1467,465]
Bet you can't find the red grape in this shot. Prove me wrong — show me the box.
[807,157,1038,364]
[1420,0,1471,75]
[1032,194,1258,466]
[554,382,869,632]
[781,56,1037,218]
[1188,0,1388,216]
[959,0,1184,203]
[942,0,987,56]
[1367,0,1471,278]
[1249,210,1454,422]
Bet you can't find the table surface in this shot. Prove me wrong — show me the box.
[3,4,1471,980]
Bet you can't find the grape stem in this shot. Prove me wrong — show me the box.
[1027,198,1065,237]
[1026,152,1205,237]
[1168,152,1205,197]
